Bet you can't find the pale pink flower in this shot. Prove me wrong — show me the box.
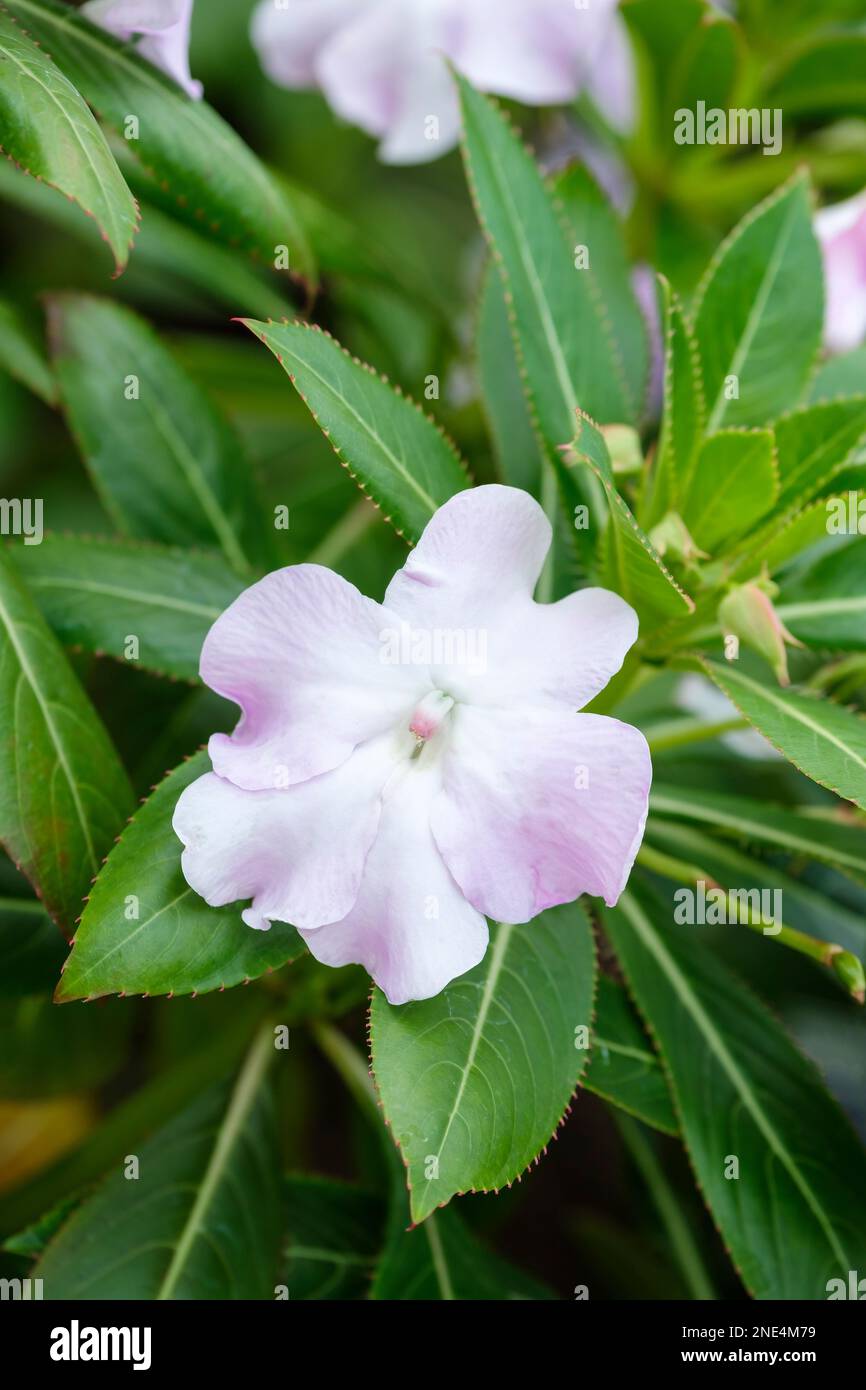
[82,0,203,99]
[815,190,866,354]
[173,486,651,1004]
[250,0,635,164]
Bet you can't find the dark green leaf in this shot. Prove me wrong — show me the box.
[56,751,302,1002]
[3,0,314,281]
[0,8,136,271]
[456,71,637,462]
[13,534,244,681]
[0,549,133,931]
[282,1177,385,1301]
[584,976,678,1136]
[0,299,55,403]
[692,173,822,430]
[371,1206,552,1300]
[370,903,595,1225]
[35,1027,283,1298]
[702,659,866,810]
[48,294,267,571]
[651,782,866,876]
[604,883,866,1299]
[243,318,470,543]
[475,261,541,493]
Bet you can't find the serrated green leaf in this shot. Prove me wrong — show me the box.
[680,427,777,551]
[370,903,595,1226]
[0,8,136,271]
[651,782,866,875]
[584,975,678,1136]
[553,162,649,422]
[809,348,866,402]
[48,294,267,572]
[56,751,302,1002]
[0,549,133,932]
[604,883,866,1299]
[243,319,470,543]
[692,173,822,431]
[456,71,636,462]
[12,535,244,681]
[564,412,693,619]
[34,1026,282,1298]
[730,491,864,580]
[641,278,704,527]
[3,0,314,282]
[475,261,541,494]
[702,659,866,809]
[774,398,866,511]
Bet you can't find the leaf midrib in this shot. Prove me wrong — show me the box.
[704,192,800,432]
[415,922,514,1218]
[714,666,866,775]
[0,586,97,875]
[271,334,443,518]
[620,892,852,1272]
[156,1022,273,1300]
[28,573,224,619]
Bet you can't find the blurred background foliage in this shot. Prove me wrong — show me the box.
[1,0,865,1299]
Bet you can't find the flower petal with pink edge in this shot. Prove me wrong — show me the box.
[83,0,203,99]
[201,564,427,792]
[815,189,866,354]
[173,733,402,932]
[452,0,622,107]
[250,0,365,89]
[384,485,638,708]
[431,704,651,923]
[300,761,489,1005]
[314,0,462,164]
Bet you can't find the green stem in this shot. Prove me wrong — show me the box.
[637,844,865,1001]
[308,499,378,569]
[644,716,748,754]
[614,1114,716,1301]
[0,895,46,915]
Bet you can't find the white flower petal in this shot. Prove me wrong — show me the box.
[173,733,401,932]
[301,759,488,1004]
[201,564,426,791]
[431,704,651,922]
[385,485,638,708]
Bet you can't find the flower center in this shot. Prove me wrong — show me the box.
[409,689,454,745]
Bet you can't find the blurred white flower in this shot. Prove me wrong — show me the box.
[251,0,635,164]
[815,190,866,355]
[83,0,203,100]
